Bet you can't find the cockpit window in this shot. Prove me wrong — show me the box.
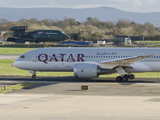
[20,55,25,58]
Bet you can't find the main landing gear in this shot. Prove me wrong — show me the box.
[116,74,135,82]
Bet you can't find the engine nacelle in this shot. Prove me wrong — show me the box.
[74,63,101,78]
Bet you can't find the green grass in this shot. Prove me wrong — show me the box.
[100,72,160,78]
[0,59,74,76]
[0,82,42,93]
[1,42,160,54]
[0,59,160,78]
[0,44,93,54]
[0,47,36,54]
[136,41,160,43]
[135,41,160,47]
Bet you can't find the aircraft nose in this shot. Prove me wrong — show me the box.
[13,61,18,68]
[13,59,26,69]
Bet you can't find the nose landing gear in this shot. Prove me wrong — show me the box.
[32,74,36,79]
[29,70,36,79]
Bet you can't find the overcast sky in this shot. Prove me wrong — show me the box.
[0,0,159,13]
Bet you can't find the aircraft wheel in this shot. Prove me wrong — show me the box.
[116,76,122,82]
[122,76,128,82]
[32,74,36,79]
[129,74,135,79]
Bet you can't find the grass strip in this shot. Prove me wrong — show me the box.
[0,44,93,54]
[1,59,160,78]
[0,82,42,93]
[0,47,36,54]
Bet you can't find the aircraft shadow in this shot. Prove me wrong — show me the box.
[0,76,157,87]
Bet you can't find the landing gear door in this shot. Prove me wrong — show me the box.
[32,54,38,62]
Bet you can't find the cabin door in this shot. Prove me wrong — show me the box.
[32,54,38,62]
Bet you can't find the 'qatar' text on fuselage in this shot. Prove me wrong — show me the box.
[38,53,84,64]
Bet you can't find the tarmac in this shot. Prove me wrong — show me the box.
[0,54,20,60]
[0,76,160,120]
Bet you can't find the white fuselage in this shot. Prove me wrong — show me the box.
[13,47,160,75]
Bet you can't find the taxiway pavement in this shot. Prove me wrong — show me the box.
[0,76,160,120]
[0,54,20,60]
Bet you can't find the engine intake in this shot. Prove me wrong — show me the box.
[74,63,101,78]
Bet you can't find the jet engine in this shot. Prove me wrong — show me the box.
[73,63,101,78]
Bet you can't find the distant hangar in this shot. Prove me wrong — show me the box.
[114,36,144,45]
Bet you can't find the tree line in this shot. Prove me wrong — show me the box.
[0,17,160,41]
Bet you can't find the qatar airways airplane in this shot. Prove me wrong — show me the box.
[13,47,157,82]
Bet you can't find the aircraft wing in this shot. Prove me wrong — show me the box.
[99,54,155,66]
